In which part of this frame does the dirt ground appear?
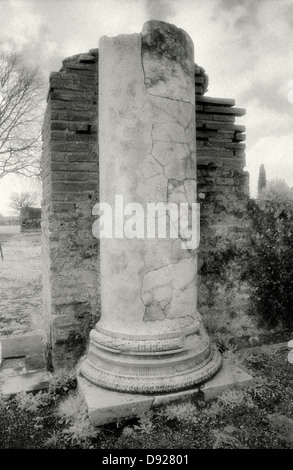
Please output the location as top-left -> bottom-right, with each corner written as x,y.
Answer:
0,226 -> 43,337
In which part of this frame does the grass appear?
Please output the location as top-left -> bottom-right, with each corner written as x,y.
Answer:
0,225 -> 20,239
0,226 -> 43,336
0,347 -> 293,449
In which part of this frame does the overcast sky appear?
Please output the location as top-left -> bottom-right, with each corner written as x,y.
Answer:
0,0 -> 293,214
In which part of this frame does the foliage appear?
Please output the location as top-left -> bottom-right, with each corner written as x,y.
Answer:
215,332 -> 237,353
247,380 -> 283,411
218,388 -> 255,411
205,389 -> 255,419
57,392 -> 85,423
242,198 -> 293,328
199,184 -> 293,332
243,353 -> 287,412
57,391 -> 99,447
133,411 -> 154,435
14,390 -> 51,413
0,394 -> 6,411
48,368 -> 77,397
258,179 -> 293,203
157,402 -> 199,425
198,208 -> 254,340
44,431 -> 61,448
0,50 -> 45,179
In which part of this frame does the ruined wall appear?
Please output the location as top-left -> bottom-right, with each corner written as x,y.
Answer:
42,50 -> 248,369
20,207 -> 41,232
41,51 -> 100,369
195,95 -> 252,341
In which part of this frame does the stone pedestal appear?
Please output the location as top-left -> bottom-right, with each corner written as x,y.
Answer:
78,361 -> 253,426
80,21 -> 221,394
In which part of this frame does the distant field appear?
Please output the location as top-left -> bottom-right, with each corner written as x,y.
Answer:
0,225 -> 20,240
0,229 -> 43,337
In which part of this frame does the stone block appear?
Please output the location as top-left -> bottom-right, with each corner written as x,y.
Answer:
78,375 -> 154,426
50,141 -> 90,152
51,130 -> 67,140
63,62 -> 96,72
212,115 -> 236,122
24,353 -> 46,372
216,177 -> 235,186
204,106 -> 246,116
197,96 -> 235,107
51,110 -> 95,121
0,371 -> 51,397
205,122 -> 246,132
200,361 -> 253,401
197,148 -> 234,158
78,361 -> 253,427
0,334 -> 43,359
234,132 -> 246,141
51,121 -> 67,130
51,91 -> 95,102
225,142 -> 246,149
197,156 -> 245,171
67,133 -> 96,141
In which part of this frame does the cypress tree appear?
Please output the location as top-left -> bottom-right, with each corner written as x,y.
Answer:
257,164 -> 266,195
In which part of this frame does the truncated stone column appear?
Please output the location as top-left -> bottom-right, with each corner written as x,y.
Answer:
80,21 -> 221,393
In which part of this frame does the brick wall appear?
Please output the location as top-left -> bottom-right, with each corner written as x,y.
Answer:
193,67 -> 251,341
41,50 -> 100,369
42,51 -> 249,369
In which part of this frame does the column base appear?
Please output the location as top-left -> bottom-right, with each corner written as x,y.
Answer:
78,360 -> 253,427
79,323 -> 222,394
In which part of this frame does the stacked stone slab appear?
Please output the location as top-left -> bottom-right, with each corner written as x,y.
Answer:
20,207 -> 41,232
196,97 -> 246,169
42,51 -> 100,368
195,96 -> 249,255
42,31 -> 248,370
195,65 -> 209,96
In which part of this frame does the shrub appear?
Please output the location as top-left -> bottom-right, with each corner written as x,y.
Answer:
217,389 -> 254,411
199,195 -> 293,332
157,402 -> 199,425
57,391 -> 99,447
204,388 -> 255,419
243,199 -> 293,328
14,391 -> 51,413
246,380 -> 283,411
133,411 -> 154,435
49,368 -> 77,397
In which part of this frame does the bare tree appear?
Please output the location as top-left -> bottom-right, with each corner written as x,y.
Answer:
0,50 -> 45,179
9,191 -> 38,214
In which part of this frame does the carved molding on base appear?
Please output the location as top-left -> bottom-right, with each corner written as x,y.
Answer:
80,325 -> 222,393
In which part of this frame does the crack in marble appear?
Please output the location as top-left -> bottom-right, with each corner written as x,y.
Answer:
140,35 -> 193,105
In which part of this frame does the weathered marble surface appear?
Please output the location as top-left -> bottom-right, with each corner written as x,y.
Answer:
80,21 -> 221,393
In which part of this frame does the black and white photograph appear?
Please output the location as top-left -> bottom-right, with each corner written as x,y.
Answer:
0,0 -> 293,454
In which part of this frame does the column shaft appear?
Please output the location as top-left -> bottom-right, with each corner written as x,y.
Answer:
80,21 -> 221,393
